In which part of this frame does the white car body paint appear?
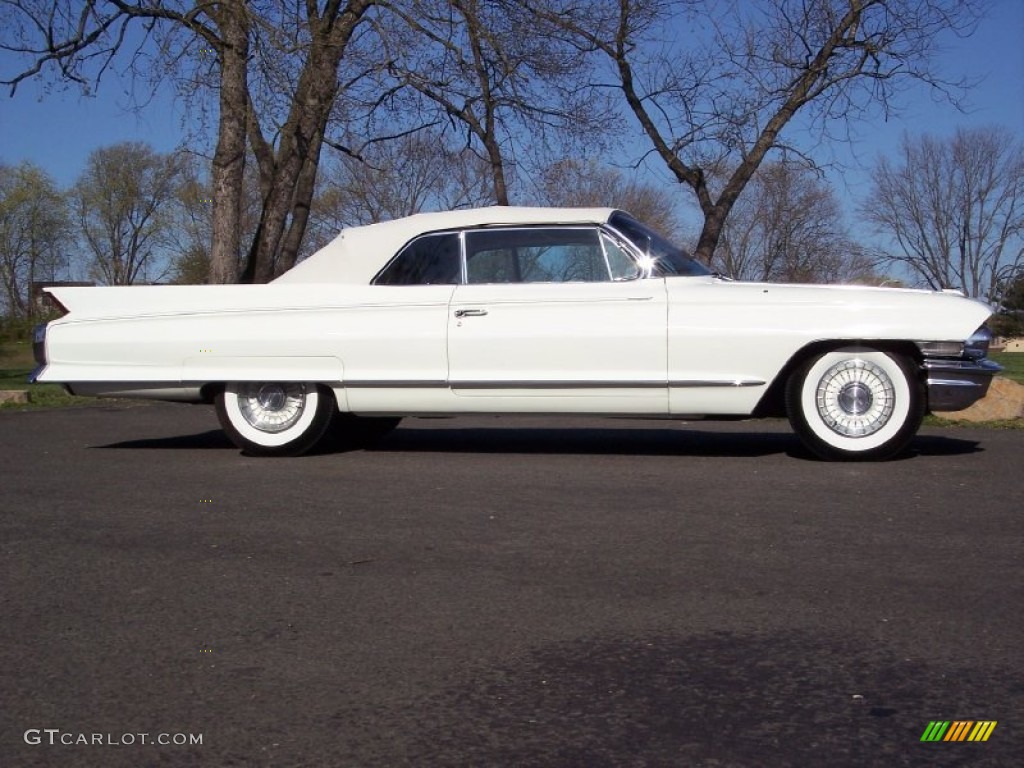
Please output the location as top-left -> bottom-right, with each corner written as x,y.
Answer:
31,207 -> 997,459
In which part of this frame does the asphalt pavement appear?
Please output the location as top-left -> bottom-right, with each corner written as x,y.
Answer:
1,402 -> 1021,767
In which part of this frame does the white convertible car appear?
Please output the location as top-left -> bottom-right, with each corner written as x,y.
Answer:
31,206 -> 1000,460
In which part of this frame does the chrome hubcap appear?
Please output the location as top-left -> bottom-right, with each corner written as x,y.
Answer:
837,382 -> 873,415
815,360 -> 895,437
237,383 -> 307,433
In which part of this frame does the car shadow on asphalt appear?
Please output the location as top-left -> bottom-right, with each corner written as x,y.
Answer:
96,426 -> 982,460
906,433 -> 984,458
370,426 -> 982,460
100,429 -> 236,450
374,426 -> 797,458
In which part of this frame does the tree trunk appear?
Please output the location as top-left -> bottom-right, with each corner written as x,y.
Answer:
208,2 -> 249,284
240,2 -> 372,283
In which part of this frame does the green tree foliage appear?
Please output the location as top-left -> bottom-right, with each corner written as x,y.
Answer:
1,0 -> 376,283
1002,272 -> 1024,312
0,161 -> 72,318
72,142 -> 185,285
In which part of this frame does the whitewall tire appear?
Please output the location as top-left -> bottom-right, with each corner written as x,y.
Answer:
786,347 -> 924,461
215,382 -> 335,457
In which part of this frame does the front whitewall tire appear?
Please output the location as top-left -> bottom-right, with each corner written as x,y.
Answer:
786,347 -> 924,461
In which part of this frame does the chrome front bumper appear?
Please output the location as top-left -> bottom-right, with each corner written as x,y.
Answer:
923,358 -> 1002,412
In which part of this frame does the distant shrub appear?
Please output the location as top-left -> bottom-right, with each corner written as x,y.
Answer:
990,312 -> 1024,339
0,312 -> 63,343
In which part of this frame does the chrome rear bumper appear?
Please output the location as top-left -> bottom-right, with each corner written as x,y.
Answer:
923,358 -> 1002,412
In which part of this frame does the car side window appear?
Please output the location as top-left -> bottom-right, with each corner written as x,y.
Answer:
374,232 -> 461,285
601,233 -> 642,281
464,228 -> 609,284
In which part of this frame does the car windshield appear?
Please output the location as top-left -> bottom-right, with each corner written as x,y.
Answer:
608,211 -> 711,277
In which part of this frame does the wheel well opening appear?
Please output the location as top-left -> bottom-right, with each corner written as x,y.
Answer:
200,381 -> 339,407
199,382 -> 224,404
752,340 -> 922,418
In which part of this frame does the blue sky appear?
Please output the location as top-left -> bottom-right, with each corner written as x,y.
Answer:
1,0 -> 1022,212
818,0 -> 1024,202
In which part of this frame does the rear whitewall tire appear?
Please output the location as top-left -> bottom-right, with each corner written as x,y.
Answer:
786,347 -> 924,461
216,382 -> 335,457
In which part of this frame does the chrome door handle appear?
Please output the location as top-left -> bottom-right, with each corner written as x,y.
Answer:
454,309 -> 488,318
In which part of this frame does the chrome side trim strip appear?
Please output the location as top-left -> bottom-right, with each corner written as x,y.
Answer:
451,380 -> 665,389
344,380 -> 448,388
669,379 -> 765,388
343,378 -> 765,389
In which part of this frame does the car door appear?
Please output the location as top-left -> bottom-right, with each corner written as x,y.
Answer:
341,232 -> 459,412
447,226 -> 668,414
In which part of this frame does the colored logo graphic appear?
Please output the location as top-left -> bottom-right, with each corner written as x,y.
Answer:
920,721 -> 997,742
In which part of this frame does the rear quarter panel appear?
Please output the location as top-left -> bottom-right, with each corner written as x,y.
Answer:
38,285 -> 454,394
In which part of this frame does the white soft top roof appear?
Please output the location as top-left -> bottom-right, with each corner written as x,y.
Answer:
274,206 -> 617,284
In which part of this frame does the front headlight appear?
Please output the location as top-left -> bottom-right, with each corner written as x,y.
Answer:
915,340 -> 964,358
916,325 -> 993,361
964,325 -> 993,360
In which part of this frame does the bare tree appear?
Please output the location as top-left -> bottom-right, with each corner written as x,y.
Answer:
165,155 -> 214,286
716,161 -> 875,283
0,161 -> 72,318
866,126 -> 1024,299
526,0 -> 984,263
167,153 -> 263,284
535,158 -> 685,239
372,0 -> 609,205
1,0 -> 377,283
72,142 -> 184,285
309,128 -> 495,248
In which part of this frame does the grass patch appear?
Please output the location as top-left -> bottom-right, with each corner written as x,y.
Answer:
0,340 -> 89,408
0,377 -> 93,409
0,341 -> 37,389
8,388 -> 93,409
0,388 -> 93,409
0,367 -> 34,389
925,414 -> 1024,430
0,340 -> 33,367
990,352 -> 1024,385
